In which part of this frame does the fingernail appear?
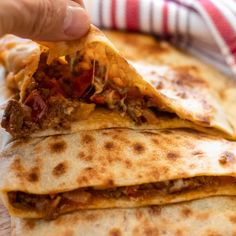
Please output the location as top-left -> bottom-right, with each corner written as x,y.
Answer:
63,2 -> 90,38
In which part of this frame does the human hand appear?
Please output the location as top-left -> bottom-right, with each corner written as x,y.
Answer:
0,0 -> 90,41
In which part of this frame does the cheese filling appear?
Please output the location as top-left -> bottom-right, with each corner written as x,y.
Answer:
8,176 -> 236,219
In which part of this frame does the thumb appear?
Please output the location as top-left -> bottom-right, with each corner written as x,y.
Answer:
0,0 -> 90,41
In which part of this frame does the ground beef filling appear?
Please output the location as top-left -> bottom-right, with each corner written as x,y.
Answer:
8,176 -> 236,218
1,54 -> 176,137
1,55 -> 95,136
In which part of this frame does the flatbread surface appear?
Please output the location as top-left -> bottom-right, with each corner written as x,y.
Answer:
11,196 -> 236,236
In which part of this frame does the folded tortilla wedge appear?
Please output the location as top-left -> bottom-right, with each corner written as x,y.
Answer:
11,196 -> 236,236
0,26 -> 234,139
0,128 -> 236,219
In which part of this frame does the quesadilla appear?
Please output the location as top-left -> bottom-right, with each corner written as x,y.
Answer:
11,196 -> 236,236
0,128 -> 236,219
0,26 -> 234,139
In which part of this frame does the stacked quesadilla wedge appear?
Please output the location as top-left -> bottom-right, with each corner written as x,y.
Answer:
0,26 -> 234,139
0,129 -> 236,219
11,196 -> 236,236
0,27 -> 236,235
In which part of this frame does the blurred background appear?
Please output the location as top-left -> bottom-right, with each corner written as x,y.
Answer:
83,0 -> 236,78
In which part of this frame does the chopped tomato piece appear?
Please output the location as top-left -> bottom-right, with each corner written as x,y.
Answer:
72,69 -> 93,98
91,95 -> 106,104
24,90 -> 47,122
122,186 -> 140,197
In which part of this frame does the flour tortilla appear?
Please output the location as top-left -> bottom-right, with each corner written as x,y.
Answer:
11,196 -> 236,236
0,26 -> 234,139
0,128 -> 236,218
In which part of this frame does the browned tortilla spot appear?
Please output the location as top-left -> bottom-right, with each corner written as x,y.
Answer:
148,206 -> 162,216
49,140 -> 67,154
151,138 -> 159,145
132,142 -> 145,154
100,166 -> 106,173
77,151 -> 85,159
173,67 -> 206,87
175,229 -> 184,236
52,162 -> 67,177
181,207 -> 193,217
124,160 -> 132,168
149,170 -> 160,180
77,176 -> 88,185
219,151 -> 235,165
10,157 -> 25,179
229,215 -> 236,223
137,174 -> 143,178
104,179 -> 115,187
81,134 -> 94,144
84,167 -> 96,176
162,137 -> 172,144
219,90 -> 226,100
109,228 -> 122,236
166,152 -> 179,160
160,166 -> 169,174
63,229 -> 74,236
26,167 -> 39,182
84,155 -> 93,161
106,155 -> 119,164
104,141 -> 115,150
11,159 -> 40,182
156,81 -> 163,89
177,91 -> 188,99
10,158 -> 22,172
82,167 -> 100,181
78,151 -> 92,161
111,134 -> 119,140
143,226 -> 159,236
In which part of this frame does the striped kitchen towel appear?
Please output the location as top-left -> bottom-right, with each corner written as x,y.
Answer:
84,0 -> 236,78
